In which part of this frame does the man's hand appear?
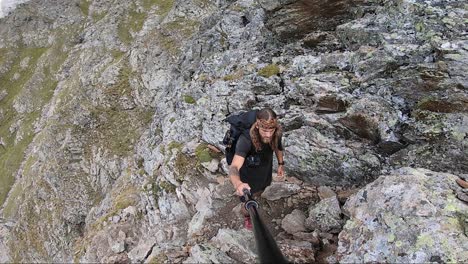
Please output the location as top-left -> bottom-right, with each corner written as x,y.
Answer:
235,182 -> 251,196
277,165 -> 285,180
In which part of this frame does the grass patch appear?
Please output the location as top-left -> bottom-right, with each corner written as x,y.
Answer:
118,4 -> 148,44
78,0 -> 90,16
111,49 -> 126,61
129,8 -> 147,32
0,47 -> 47,207
159,180 -> 176,193
80,61 -> 153,158
258,64 -> 280,78
92,11 -> 107,22
118,22 -> 133,44
10,194 -> 56,262
223,69 -> 244,81
113,185 -> 139,211
163,18 -> 200,38
154,17 -> 200,56
85,107 -> 153,157
167,141 -> 183,155
183,95 -> 196,104
158,33 -> 180,55
146,0 -> 175,17
174,152 -> 191,182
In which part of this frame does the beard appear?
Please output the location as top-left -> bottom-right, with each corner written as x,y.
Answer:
261,137 -> 271,144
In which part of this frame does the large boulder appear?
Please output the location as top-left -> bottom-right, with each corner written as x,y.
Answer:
184,244 -> 234,264
305,195 -> 343,233
281,209 -> 307,235
211,228 -> 257,262
337,168 -> 468,263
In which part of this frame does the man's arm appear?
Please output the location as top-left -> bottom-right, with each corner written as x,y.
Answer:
275,149 -> 285,178
229,155 -> 251,196
275,149 -> 284,164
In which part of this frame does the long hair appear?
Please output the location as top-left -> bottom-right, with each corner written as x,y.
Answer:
250,108 -> 282,152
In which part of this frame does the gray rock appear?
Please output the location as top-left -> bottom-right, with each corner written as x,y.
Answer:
337,168 -> 468,263
286,126 -> 381,186
306,195 -> 343,233
110,240 -> 125,254
292,231 -> 320,246
261,182 -> 301,201
128,242 -> 156,263
278,239 -> 315,263
184,244 -> 234,264
281,209 -> 307,235
0,224 -> 11,263
318,186 -> 336,200
211,228 -> 256,262
201,159 -> 219,173
0,90 -> 7,102
1,0 -> 468,262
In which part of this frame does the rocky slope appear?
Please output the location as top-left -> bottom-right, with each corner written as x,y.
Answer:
0,0 -> 467,262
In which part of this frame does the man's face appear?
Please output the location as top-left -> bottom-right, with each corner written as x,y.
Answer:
258,126 -> 276,144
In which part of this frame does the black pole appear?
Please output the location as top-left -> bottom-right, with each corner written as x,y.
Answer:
243,189 -> 288,264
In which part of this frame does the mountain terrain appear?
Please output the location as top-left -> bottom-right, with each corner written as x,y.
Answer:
0,0 -> 467,262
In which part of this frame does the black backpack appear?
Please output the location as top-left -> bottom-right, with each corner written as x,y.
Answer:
222,110 -> 258,165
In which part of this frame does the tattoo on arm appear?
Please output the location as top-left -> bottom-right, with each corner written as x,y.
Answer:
229,166 -> 240,177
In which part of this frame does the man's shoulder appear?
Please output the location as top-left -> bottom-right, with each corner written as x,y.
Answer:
238,134 -> 252,146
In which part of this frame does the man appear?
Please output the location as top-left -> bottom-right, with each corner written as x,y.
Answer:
228,107 -> 285,229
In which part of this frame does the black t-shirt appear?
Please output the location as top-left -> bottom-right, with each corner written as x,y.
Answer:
235,134 -> 283,193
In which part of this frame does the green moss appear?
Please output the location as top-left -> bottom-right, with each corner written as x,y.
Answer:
78,0 -> 90,16
168,141 -> 183,155
195,143 -> 213,163
444,200 -> 459,213
183,95 -> 196,104
415,233 -> 434,249
415,21 -> 425,32
159,145 -> 166,155
169,117 -> 175,123
129,8 -> 147,32
159,180 -> 176,193
118,22 -> 133,44
111,49 -> 125,61
258,64 -> 280,78
92,11 -> 107,22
